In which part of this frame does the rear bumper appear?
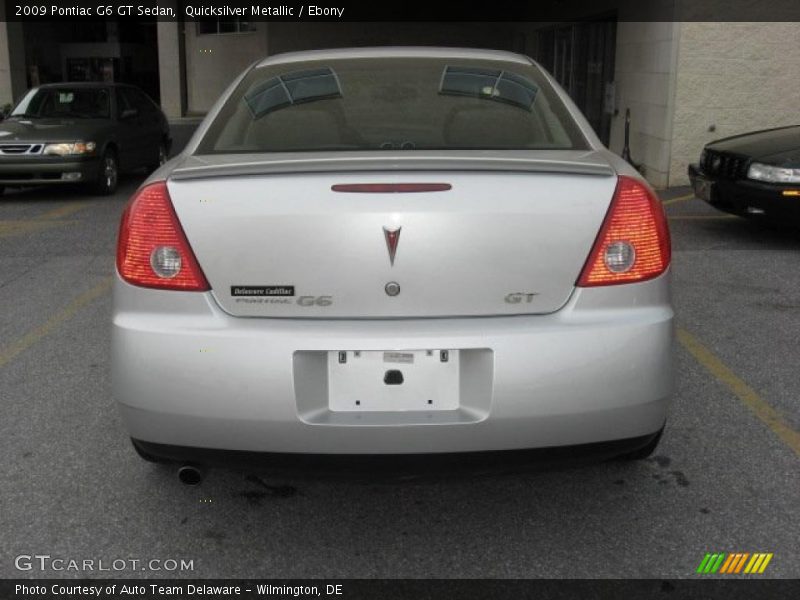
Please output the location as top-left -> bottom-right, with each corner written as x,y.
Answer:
688,163 -> 800,221
112,272 -> 674,455
133,432 -> 662,477
0,156 -> 100,185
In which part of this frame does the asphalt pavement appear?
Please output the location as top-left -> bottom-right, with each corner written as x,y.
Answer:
1,135 -> 798,578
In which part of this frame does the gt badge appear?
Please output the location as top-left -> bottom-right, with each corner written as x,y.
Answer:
505,292 -> 539,304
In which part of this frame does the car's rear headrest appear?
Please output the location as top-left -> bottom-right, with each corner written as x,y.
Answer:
244,105 -> 357,150
444,106 -> 542,148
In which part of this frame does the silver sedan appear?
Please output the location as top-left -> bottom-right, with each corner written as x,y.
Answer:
112,48 -> 673,480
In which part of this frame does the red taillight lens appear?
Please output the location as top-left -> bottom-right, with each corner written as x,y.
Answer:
116,181 -> 210,291
577,175 -> 671,287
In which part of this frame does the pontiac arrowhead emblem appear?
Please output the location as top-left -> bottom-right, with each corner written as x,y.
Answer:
383,226 -> 401,266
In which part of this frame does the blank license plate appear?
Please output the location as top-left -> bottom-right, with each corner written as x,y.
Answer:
328,350 -> 459,412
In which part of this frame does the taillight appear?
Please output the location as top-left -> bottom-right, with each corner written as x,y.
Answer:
577,175 -> 671,287
116,181 -> 210,291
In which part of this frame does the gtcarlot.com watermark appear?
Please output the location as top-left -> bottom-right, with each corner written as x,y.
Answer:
15,554 -> 194,573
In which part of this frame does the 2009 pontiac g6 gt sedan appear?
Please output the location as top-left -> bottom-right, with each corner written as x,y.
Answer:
112,48 -> 673,473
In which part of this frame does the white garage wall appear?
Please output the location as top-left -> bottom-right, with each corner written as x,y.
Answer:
669,22 -> 800,185
608,21 -> 681,189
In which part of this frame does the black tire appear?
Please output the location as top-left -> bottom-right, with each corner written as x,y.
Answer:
131,438 -> 171,464
91,149 -> 118,196
0,185 -> 4,196
147,141 -> 168,172
617,424 -> 664,461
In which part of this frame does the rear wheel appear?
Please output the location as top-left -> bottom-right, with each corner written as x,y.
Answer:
91,149 -> 118,195
617,424 -> 664,461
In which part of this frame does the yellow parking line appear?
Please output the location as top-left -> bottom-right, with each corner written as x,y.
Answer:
0,277 -> 113,369
37,201 -> 90,220
0,220 -> 66,238
663,193 -> 696,206
677,328 -> 800,458
0,201 -> 88,238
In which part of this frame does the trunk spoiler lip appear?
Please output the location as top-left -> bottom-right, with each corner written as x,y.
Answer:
167,152 -> 617,181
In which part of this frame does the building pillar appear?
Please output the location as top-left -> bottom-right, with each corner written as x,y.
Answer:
0,4 -> 27,109
156,5 -> 185,118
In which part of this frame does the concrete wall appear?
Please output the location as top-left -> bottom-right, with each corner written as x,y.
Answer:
608,22 -> 680,188
157,18 -> 184,118
669,22 -> 800,185
183,23 -> 268,114
0,10 -> 27,107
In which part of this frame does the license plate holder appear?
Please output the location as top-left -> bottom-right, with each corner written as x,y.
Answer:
328,350 -> 460,412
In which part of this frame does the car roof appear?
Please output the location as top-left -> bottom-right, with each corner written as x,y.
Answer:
255,46 -> 532,69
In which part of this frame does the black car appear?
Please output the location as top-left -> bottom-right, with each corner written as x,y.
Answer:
0,82 -> 170,196
688,125 -> 800,223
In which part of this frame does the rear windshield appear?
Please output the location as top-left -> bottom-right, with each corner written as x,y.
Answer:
11,87 -> 111,119
196,57 -> 588,154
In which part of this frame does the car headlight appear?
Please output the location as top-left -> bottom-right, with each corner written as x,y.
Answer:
747,162 -> 800,184
43,142 -> 97,156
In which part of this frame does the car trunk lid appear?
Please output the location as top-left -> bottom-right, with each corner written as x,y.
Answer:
166,151 -> 617,318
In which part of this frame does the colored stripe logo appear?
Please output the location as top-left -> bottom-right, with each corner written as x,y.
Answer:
696,552 -> 773,574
